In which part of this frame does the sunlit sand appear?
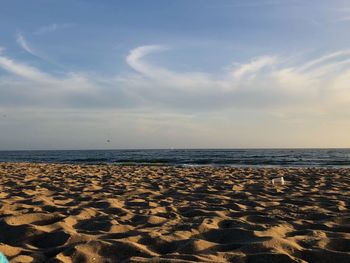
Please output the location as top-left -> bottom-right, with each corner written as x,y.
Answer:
1,163 -> 349,262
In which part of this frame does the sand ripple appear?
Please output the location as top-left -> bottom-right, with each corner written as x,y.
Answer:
0,163 -> 350,262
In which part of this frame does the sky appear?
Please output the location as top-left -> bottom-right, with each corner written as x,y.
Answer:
1,0 -> 350,150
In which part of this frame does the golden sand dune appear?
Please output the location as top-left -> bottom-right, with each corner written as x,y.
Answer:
0,163 -> 349,262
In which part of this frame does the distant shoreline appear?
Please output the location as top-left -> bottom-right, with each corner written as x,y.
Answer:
1,148 -> 350,168
1,161 -> 350,169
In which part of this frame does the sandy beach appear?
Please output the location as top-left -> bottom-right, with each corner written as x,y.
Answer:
0,163 -> 349,262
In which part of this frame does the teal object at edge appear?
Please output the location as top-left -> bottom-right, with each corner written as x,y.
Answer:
0,253 -> 8,263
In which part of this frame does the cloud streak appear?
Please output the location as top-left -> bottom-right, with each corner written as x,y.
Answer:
16,33 -> 35,55
15,32 -> 65,69
126,45 -> 168,76
0,55 -> 53,83
1,44 -> 350,115
231,56 -> 277,79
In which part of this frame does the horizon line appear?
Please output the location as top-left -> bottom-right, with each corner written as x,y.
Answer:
1,147 -> 350,152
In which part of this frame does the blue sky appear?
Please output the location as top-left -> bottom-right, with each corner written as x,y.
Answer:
1,0 -> 350,149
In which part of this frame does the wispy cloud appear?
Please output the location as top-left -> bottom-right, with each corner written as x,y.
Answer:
33,23 -> 75,35
0,55 -> 54,83
122,45 -> 350,110
0,48 -> 96,99
298,51 -> 350,71
126,45 -> 168,76
231,56 -> 277,79
15,32 -> 64,69
16,32 -> 35,55
1,43 -> 350,148
1,44 -> 350,114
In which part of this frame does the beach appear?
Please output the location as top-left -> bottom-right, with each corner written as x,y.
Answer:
0,163 -> 349,262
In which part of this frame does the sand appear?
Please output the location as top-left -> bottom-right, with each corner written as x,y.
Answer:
0,163 -> 349,262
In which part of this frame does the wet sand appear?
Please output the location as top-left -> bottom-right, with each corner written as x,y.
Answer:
0,163 -> 349,262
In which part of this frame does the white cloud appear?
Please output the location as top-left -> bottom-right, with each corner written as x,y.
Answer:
1,44 -> 350,115
15,32 -> 64,69
0,51 -> 96,97
16,33 -> 35,55
298,50 -> 350,71
0,55 -> 54,83
231,56 -> 277,79
126,45 -> 168,76
2,44 -> 350,148
125,45 -> 229,93
121,45 -> 350,111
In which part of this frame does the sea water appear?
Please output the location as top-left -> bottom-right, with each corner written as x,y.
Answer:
0,149 -> 349,167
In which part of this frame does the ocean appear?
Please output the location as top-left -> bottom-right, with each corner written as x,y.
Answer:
0,149 -> 349,167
